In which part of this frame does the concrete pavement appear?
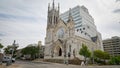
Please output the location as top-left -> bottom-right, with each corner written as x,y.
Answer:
6,60 -> 120,68
0,63 -> 6,68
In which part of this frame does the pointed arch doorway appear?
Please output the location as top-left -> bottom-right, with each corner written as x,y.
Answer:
59,48 -> 62,56
54,46 -> 62,56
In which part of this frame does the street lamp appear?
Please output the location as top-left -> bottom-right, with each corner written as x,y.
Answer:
10,40 -> 18,62
9,48 -> 14,62
92,47 -> 94,64
64,40 -> 67,64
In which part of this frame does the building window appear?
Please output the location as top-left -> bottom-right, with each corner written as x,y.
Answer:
77,29 -> 79,32
83,28 -> 85,30
80,29 -> 81,31
74,18 -> 82,22
75,25 -> 82,28
87,26 -> 90,29
81,31 -> 83,33
57,28 -> 64,39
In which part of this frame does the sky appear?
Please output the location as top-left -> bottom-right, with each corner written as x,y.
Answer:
0,0 -> 120,49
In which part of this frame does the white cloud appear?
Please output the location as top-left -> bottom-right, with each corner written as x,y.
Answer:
0,0 -> 120,49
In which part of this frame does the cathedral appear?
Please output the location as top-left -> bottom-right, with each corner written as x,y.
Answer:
44,1 -> 102,59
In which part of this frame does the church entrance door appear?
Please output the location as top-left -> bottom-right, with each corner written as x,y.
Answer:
54,46 -> 62,56
59,48 -> 62,56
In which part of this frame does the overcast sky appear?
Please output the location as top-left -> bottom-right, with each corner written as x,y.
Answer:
0,0 -> 120,49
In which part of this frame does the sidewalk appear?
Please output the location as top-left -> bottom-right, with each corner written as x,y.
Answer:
0,63 -> 6,68
7,64 -> 20,68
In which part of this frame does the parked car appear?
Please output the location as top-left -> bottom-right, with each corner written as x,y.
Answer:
2,56 -> 11,63
2,56 -> 16,63
12,58 -> 15,62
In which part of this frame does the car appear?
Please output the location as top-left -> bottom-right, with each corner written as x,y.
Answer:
2,56 -> 11,63
12,58 -> 15,62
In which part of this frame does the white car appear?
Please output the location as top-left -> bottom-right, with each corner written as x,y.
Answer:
12,58 -> 15,62
2,56 -> 11,63
2,56 -> 15,62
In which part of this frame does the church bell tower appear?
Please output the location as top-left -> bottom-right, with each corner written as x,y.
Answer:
47,0 -> 60,29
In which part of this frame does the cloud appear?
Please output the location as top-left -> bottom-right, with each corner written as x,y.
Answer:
0,0 -> 47,48
0,13 -> 38,22
0,0 -> 120,48
0,33 -> 6,36
113,9 -> 120,13
116,0 -> 120,2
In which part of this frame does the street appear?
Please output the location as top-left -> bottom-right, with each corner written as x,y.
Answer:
6,60 -> 120,68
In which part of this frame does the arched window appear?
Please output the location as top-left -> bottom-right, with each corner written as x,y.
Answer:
57,28 -> 64,39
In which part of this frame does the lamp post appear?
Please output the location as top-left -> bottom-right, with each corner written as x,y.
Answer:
11,40 -> 18,62
10,48 -> 14,63
92,47 -> 94,64
64,41 -> 66,64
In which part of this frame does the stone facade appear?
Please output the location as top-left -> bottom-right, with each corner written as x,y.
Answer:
44,1 -> 102,60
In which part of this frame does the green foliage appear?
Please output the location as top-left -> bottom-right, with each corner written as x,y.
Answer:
21,45 -> 39,59
4,45 -> 19,56
4,46 -> 12,54
94,50 -> 103,59
94,50 -> 110,60
0,43 -> 3,48
103,52 -> 110,59
93,50 -> 110,64
109,56 -> 120,65
79,44 -> 91,61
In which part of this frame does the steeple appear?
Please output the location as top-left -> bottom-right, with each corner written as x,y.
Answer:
58,3 -> 60,12
68,8 -> 73,22
58,3 -> 60,17
69,8 -> 72,18
48,3 -> 50,12
47,0 -> 60,29
52,0 -> 55,9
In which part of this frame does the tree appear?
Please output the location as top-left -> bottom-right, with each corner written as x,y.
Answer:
21,45 -> 39,60
79,44 -> 91,62
0,43 -> 3,48
94,50 -> 104,59
4,45 -> 19,57
0,43 -> 4,52
103,52 -> 110,60
109,56 -> 120,65
4,46 -> 11,54
94,50 -> 110,64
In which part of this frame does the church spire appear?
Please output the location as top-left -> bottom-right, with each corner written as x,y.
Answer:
68,8 -> 73,22
58,3 -> 59,11
58,3 -> 60,16
69,8 -> 72,17
52,0 -> 55,9
47,0 -> 60,29
48,3 -> 50,12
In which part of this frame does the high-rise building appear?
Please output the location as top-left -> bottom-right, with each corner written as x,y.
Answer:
103,36 -> 120,56
60,6 -> 103,49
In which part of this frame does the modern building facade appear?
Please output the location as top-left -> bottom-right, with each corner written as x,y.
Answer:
60,6 -> 103,49
103,36 -> 120,56
44,1 -> 103,60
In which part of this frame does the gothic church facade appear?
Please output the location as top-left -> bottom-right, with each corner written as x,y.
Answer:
44,1 -> 102,59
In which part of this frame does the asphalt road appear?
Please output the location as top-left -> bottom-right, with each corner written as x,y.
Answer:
7,60 -> 120,68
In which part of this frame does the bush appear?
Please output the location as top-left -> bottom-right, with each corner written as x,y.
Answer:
109,56 -> 120,65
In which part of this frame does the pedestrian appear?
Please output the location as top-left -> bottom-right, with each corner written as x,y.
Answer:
85,60 -> 88,65
81,61 -> 85,66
